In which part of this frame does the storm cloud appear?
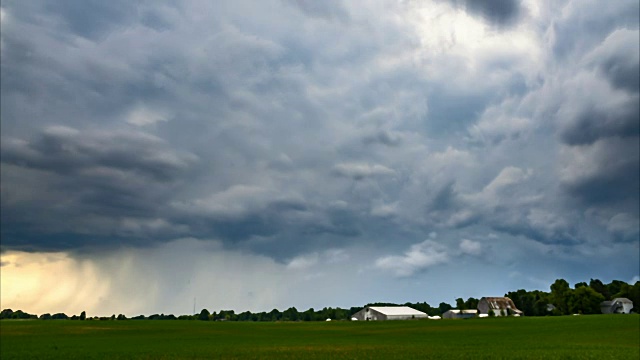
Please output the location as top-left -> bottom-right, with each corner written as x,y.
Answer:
1,0 -> 638,314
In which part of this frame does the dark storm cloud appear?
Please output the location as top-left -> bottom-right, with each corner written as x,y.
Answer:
2,1 -> 639,317
42,0 -> 138,40
559,99 -> 639,146
0,126 -> 197,249
5,0 -> 178,40
550,0 -> 639,59
558,29 -> 640,147
362,130 -> 402,147
543,3 -> 640,244
561,138 -> 639,207
0,0 -> 638,273
446,0 -> 522,26
1,127 -> 196,182
553,29 -> 639,211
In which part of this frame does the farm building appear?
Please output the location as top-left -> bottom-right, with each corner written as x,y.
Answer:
351,306 -> 428,321
477,297 -> 523,316
600,298 -> 634,314
442,309 -> 477,319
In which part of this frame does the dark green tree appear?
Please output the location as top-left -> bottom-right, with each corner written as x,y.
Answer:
438,302 -> 453,315
550,279 -> 572,315
282,307 -> 299,321
568,286 -> 605,314
198,309 -> 210,321
80,311 -> 86,320
589,279 -> 610,299
464,297 -> 479,310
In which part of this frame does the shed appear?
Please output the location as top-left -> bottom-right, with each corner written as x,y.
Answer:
601,298 -> 634,314
477,297 -> 523,316
443,309 -> 478,319
351,306 -> 428,321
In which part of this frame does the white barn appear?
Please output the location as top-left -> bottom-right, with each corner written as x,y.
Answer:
601,298 -> 634,314
443,309 -> 477,319
352,306 -> 428,321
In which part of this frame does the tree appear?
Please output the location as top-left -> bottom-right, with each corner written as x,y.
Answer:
606,280 -> 627,298
438,302 -> 453,315
198,309 -> 210,321
282,307 -> 299,321
568,286 -> 604,314
464,298 -> 479,311
589,279 -> 610,299
52,313 -> 69,320
268,309 -> 282,321
80,311 -> 86,320
550,279 -> 572,315
455,298 -> 466,310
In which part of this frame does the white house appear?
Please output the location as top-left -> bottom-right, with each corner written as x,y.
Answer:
443,309 -> 478,319
601,298 -> 634,314
477,297 -> 523,316
351,306 -> 428,321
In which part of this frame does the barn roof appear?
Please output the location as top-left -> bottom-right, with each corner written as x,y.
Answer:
613,298 -> 633,304
481,297 -> 521,311
368,306 -> 427,316
445,309 -> 478,314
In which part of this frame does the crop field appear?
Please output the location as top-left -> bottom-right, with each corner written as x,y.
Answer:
1,315 -> 638,359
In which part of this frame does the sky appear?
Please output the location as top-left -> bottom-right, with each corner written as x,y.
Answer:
1,0 -> 639,317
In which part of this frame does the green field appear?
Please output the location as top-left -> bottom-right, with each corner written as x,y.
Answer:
1,315 -> 638,359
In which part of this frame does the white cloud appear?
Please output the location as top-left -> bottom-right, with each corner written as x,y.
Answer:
370,202 -> 398,218
286,253 -> 319,270
332,163 -> 395,180
375,240 -> 449,277
459,239 -> 482,256
126,105 -> 169,126
286,248 -> 350,270
483,166 -> 533,194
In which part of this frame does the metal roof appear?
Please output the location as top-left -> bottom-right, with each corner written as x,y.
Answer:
368,306 -> 427,316
613,298 -> 633,304
446,309 -> 478,314
482,297 -> 518,310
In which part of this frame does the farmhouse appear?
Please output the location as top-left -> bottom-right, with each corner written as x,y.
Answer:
442,309 -> 477,319
600,298 -> 634,314
477,297 -> 523,316
351,306 -> 428,321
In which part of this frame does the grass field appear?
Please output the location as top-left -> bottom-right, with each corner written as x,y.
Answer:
1,315 -> 638,359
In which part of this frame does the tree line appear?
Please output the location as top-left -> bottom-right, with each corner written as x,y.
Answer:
2,278 -> 637,321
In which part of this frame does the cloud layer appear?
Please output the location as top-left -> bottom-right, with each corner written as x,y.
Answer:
1,0 -> 638,312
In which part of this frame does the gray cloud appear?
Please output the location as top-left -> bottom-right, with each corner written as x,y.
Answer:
284,0 -> 350,23
550,0 -> 639,59
445,0 -> 522,27
1,126 -> 197,248
0,0 -> 637,312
